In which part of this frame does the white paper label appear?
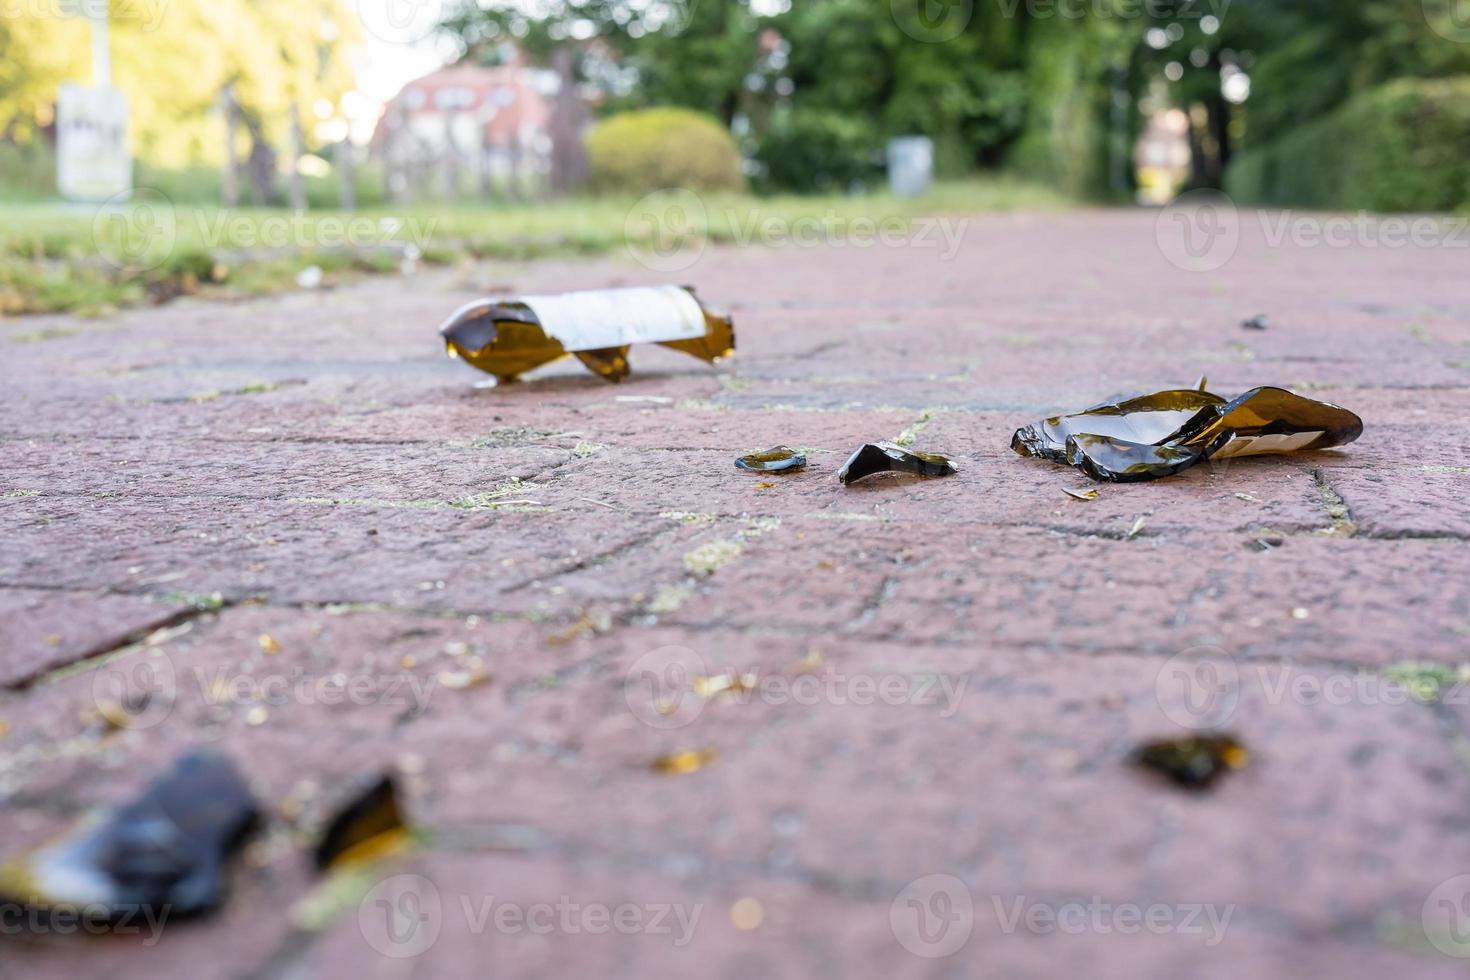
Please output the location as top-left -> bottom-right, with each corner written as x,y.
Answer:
1211,430 -> 1325,459
520,287 -> 705,351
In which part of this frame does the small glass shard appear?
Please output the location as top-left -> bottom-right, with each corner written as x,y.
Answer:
1062,488 -> 1099,501
1242,314 -> 1269,330
837,442 -> 958,486
440,286 -> 735,384
736,447 -> 806,472
1012,385 -> 1362,482
650,748 -> 717,775
1131,734 -> 1249,790
0,751 -> 258,920
314,775 -> 409,871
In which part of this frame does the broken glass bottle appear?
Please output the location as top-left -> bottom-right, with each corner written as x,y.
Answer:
440,285 -> 735,384
314,775 -> 408,871
0,751 -> 258,920
736,447 -> 806,472
1011,385 -> 1363,482
1131,734 -> 1249,790
838,442 -> 959,485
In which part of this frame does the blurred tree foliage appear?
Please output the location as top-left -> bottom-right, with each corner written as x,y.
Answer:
444,0 -> 1470,197
0,0 -> 359,169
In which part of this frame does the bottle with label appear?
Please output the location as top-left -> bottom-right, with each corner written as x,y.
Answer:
439,285 -> 735,383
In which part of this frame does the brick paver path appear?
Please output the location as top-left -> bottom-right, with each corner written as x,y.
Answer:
2,207 -> 1469,978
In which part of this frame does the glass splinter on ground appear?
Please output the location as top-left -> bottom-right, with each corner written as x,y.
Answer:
837,442 -> 959,485
439,285 -> 735,384
1011,384 -> 1363,483
1131,734 -> 1250,791
313,775 -> 410,871
0,751 -> 258,920
736,446 -> 807,472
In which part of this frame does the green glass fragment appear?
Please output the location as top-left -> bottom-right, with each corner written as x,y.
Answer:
1012,385 -> 1363,483
736,447 -> 807,472
838,442 -> 958,486
1131,734 -> 1249,790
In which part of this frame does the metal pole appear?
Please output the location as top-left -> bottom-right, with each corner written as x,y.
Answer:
90,5 -> 111,88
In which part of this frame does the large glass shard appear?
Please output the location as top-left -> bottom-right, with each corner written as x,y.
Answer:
313,775 -> 408,871
1012,385 -> 1362,482
736,446 -> 806,472
838,442 -> 959,485
0,751 -> 258,920
1131,734 -> 1249,790
441,286 -> 735,384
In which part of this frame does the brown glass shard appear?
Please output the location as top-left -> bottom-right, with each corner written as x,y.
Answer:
441,285 -> 734,384
314,775 -> 408,871
1131,734 -> 1249,790
1012,385 -> 1362,483
0,751 -> 258,921
838,442 -> 958,485
736,446 -> 807,472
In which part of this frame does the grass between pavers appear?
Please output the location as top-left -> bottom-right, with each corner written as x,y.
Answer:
0,176 -> 1068,317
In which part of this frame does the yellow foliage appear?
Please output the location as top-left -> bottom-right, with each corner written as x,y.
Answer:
0,0 -> 362,167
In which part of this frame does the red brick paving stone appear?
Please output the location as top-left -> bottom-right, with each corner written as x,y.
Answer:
0,588 -> 190,688
2,210 -> 1469,977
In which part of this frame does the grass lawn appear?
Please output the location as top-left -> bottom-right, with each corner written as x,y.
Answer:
0,177 -> 1069,317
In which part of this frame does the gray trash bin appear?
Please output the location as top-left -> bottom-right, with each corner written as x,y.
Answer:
887,136 -> 934,199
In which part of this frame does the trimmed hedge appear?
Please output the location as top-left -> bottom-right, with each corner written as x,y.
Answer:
1226,78 -> 1470,212
586,108 -> 745,194
754,110 -> 882,194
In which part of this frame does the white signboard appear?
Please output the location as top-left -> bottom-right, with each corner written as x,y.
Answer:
57,84 -> 132,202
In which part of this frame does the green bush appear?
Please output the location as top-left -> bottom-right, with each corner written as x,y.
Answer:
586,108 -> 745,194
1226,77 -> 1470,212
753,110 -> 882,195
